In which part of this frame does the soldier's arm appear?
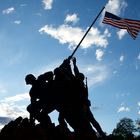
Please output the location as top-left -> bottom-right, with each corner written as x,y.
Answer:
72,57 -> 80,76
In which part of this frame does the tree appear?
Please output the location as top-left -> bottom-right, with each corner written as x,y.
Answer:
136,119 -> 140,135
112,117 -> 135,139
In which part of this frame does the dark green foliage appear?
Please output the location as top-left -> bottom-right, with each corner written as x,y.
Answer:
112,117 -> 135,139
136,119 -> 140,134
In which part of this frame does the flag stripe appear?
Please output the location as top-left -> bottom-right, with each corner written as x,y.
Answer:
102,11 -> 140,39
124,19 -> 140,26
103,18 -> 139,34
102,19 -> 138,38
103,17 -> 140,32
103,19 -> 138,39
123,19 -> 140,29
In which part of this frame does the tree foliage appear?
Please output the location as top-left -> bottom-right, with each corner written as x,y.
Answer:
112,117 -> 136,139
136,119 -> 140,134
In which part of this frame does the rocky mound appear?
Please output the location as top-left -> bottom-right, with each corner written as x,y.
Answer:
0,116 -> 74,140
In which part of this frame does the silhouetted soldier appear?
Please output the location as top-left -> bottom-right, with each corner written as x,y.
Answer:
25,73 -> 53,128
59,56 -> 74,79
72,57 -> 106,139
53,58 -> 74,128
53,57 -> 76,110
36,71 -> 56,130
37,71 -> 55,111
25,74 -> 40,124
53,57 -> 97,140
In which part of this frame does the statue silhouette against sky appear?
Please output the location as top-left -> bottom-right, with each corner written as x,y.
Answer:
25,57 -> 105,139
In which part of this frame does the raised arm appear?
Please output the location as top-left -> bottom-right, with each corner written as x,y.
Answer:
72,57 -> 80,76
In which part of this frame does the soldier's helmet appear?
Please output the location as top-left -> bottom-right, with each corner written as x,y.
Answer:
25,74 -> 36,85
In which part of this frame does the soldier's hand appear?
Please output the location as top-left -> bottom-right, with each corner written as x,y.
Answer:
72,57 -> 76,64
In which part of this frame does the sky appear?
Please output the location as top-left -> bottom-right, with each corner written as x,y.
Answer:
0,0 -> 140,134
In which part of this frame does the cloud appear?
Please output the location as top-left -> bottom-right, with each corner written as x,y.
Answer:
105,0 -> 127,15
2,93 -> 29,102
120,55 -> 124,62
38,60 -> 109,87
137,53 -> 140,60
138,102 -> 140,107
14,20 -> 21,25
0,117 -> 12,125
117,29 -> 127,40
0,93 -> 29,119
80,64 -> 109,87
39,24 -> 110,49
42,0 -> 53,10
2,7 -> 15,14
117,105 -> 130,112
101,0 -> 128,39
0,117 -> 12,130
104,28 -> 111,37
95,49 -> 104,61
138,111 -> 140,115
65,13 -> 79,24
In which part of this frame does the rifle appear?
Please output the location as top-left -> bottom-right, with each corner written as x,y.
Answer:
85,77 -> 88,94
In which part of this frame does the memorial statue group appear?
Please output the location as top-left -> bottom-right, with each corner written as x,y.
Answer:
25,57 -> 106,140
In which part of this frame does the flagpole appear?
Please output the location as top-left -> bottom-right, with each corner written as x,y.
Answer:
69,6 -> 105,59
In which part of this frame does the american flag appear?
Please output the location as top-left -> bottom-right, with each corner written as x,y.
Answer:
102,11 -> 140,39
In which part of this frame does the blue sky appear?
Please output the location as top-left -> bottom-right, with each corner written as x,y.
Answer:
0,0 -> 140,134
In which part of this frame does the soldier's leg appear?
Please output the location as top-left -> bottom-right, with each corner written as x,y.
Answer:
58,112 -> 68,128
87,107 -> 106,138
26,104 -> 35,125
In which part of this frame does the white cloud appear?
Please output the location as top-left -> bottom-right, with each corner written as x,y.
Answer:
138,102 -> 140,107
105,0 -> 127,15
117,29 -> 127,40
65,13 -> 79,24
0,93 -> 29,119
2,93 -> 29,102
42,0 -> 53,10
80,64 -> 109,87
38,61 -> 109,88
101,0 -> 128,32
39,24 -> 110,49
2,7 -> 15,14
137,53 -> 140,60
14,20 -> 21,24
104,28 -> 111,37
120,55 -> 124,62
95,49 -> 104,61
117,105 -> 130,112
